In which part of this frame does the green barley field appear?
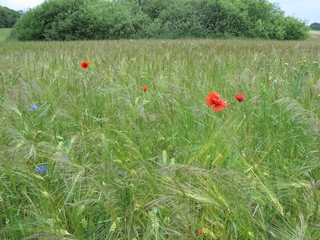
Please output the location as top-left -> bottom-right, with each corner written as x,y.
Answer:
0,29 -> 320,239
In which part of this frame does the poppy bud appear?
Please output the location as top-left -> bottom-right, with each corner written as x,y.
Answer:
235,93 -> 245,101
141,86 -> 148,92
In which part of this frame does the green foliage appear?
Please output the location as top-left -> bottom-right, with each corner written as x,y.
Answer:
0,6 -> 21,28
10,0 -> 134,41
310,22 -> 320,30
282,16 -> 310,40
10,0 -> 310,40
195,0 -> 249,37
156,0 -> 205,38
127,0 -> 309,40
140,0 -> 173,20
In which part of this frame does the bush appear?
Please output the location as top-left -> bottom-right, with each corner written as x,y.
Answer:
194,0 -> 249,37
10,0 -> 134,41
282,16 -> 309,40
10,0 -> 310,41
157,1 -> 205,38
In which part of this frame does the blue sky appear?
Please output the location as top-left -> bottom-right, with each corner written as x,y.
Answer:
274,0 -> 319,23
1,0 -> 319,24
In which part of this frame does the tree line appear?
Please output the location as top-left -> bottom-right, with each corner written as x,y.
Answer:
0,6 -> 22,28
9,0 -> 310,41
310,22 -> 320,31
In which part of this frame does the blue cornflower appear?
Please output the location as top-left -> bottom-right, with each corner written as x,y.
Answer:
35,165 -> 47,173
63,157 -> 69,161
30,105 -> 38,110
119,171 -> 126,176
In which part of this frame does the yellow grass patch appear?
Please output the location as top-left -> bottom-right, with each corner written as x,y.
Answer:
309,30 -> 320,38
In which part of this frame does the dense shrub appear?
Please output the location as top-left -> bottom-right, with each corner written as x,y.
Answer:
282,16 -> 310,40
194,0 -> 249,37
10,0 -> 310,41
10,0 -> 134,41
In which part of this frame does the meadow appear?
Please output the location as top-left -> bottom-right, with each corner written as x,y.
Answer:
0,29 -> 12,42
310,30 -> 320,39
0,29 -> 320,239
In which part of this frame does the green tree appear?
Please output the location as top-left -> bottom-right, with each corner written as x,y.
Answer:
10,0 -> 310,41
0,6 -> 22,28
194,0 -> 249,37
310,22 -> 320,30
10,0 -> 134,41
140,0 -> 173,20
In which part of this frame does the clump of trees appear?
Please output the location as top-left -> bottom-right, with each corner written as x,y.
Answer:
0,6 -> 22,28
10,0 -> 310,41
310,22 -> 320,30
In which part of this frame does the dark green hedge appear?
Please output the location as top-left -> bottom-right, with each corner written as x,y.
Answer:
10,0 -> 310,41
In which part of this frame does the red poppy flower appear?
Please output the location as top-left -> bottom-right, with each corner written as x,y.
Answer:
235,93 -> 244,102
205,91 -> 227,112
198,229 -> 204,235
80,61 -> 90,69
141,86 -> 148,92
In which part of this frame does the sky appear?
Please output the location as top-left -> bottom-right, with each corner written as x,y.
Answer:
0,0 -> 319,24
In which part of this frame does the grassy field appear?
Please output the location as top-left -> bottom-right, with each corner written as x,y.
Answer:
310,30 -> 320,38
0,28 -> 11,41
0,29 -> 320,239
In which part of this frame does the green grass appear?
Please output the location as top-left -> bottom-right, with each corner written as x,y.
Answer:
310,30 -> 320,38
0,28 -> 11,41
0,37 -> 319,239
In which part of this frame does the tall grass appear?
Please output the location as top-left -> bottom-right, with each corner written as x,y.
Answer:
0,35 -> 319,239
0,28 -> 12,41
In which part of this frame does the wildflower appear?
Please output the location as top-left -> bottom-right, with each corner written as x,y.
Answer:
119,171 -> 126,176
80,61 -> 90,69
30,105 -> 38,110
198,228 -> 204,235
235,93 -> 245,102
63,157 -> 69,161
141,86 -> 148,92
205,91 -> 227,112
35,165 -> 47,173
